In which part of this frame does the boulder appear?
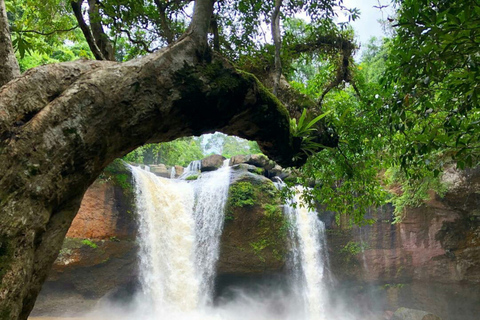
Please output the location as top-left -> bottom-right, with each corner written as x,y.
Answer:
174,165 -> 184,177
218,174 -> 287,275
392,308 -> 441,320
150,164 -> 169,178
246,154 -> 276,170
231,163 -> 264,175
201,154 -> 226,171
230,154 -> 248,166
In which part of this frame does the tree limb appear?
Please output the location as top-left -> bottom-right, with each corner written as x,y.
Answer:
154,0 -> 175,44
71,0 -> 106,60
87,0 -> 115,61
13,26 -> 79,36
210,14 -> 220,51
271,0 -> 282,96
0,0 -> 20,87
120,28 -> 154,53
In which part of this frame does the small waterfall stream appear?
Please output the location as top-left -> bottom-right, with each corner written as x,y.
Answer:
193,159 -> 231,304
278,183 -> 331,320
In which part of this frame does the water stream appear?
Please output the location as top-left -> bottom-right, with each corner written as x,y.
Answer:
277,182 -> 331,320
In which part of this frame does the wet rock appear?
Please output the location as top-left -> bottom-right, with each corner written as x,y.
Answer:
230,154 -> 248,166
174,165 -> 184,177
231,163 -> 263,175
201,154 -> 226,172
392,307 -> 441,320
218,174 -> 286,275
246,154 -> 276,170
150,164 -> 169,178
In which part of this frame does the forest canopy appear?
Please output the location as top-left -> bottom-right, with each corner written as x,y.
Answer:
4,0 -> 480,222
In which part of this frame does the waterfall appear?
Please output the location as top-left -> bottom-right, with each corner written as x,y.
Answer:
276,180 -> 330,320
130,160 -> 231,314
181,160 -> 202,179
170,166 -> 176,179
130,166 -> 199,313
193,159 -> 231,304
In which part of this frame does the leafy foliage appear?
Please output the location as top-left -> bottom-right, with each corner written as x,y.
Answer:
123,137 -> 204,167
290,108 -> 332,159
228,181 -> 256,208
384,0 -> 480,177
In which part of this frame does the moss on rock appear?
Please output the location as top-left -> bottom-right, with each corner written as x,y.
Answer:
219,175 -> 288,274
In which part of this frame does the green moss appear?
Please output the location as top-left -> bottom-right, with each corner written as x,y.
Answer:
253,167 -> 264,175
249,239 -> 268,262
81,239 -> 98,249
186,174 -> 199,181
98,159 -> 136,218
61,237 -> 85,250
228,181 -> 256,209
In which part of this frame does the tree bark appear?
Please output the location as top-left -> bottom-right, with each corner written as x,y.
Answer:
0,0 -> 20,87
154,0 -> 175,44
87,0 -> 115,61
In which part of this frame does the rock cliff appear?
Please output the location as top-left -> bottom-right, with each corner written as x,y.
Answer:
325,167 -> 480,320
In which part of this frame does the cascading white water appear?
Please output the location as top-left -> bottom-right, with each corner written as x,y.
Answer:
193,159 -> 231,305
275,180 -> 330,320
129,160 -> 231,315
170,166 -> 176,179
130,165 -> 199,313
181,160 -> 202,179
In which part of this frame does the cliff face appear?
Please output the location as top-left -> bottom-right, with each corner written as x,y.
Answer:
325,167 -> 480,320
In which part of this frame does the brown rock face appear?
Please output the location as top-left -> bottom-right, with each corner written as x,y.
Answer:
66,181 -> 135,240
326,168 -> 480,320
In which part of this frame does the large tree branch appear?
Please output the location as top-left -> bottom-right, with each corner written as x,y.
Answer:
0,0 -> 20,87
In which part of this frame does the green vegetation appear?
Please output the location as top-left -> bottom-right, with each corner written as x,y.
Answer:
123,137 -> 204,167
227,181 -> 256,208
340,241 -> 368,256
226,178 -> 287,262
81,239 -> 98,249
185,175 -> 199,181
